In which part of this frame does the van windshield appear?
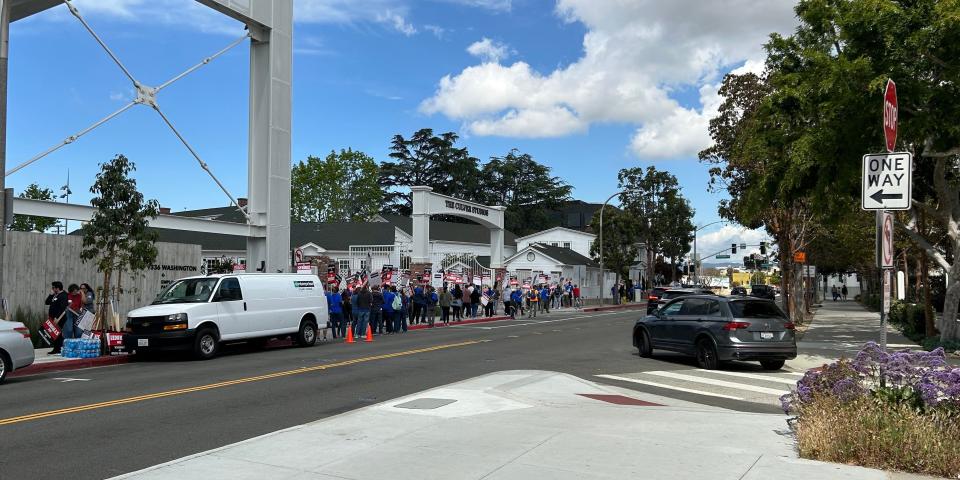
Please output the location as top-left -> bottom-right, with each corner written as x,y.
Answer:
153,278 -> 219,304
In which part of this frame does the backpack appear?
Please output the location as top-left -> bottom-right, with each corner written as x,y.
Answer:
392,294 -> 402,310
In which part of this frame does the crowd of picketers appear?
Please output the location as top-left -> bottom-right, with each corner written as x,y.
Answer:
322,282 -> 583,339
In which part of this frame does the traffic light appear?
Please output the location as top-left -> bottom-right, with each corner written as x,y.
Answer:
760,241 -> 767,255
731,243 -> 737,254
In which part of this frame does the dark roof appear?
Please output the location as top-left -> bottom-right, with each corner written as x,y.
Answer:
147,222 -> 397,252
545,200 -> 614,232
173,205 -> 247,223
380,214 -> 518,246
529,243 -> 599,268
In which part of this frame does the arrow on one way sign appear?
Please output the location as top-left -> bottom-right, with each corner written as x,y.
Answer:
869,190 -> 904,203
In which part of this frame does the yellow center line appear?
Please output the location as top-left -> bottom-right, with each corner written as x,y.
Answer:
0,340 -> 487,427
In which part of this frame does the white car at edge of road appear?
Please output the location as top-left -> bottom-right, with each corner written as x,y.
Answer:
0,319 -> 36,383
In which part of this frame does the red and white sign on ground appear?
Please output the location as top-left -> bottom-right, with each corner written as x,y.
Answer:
883,79 -> 898,152
882,212 -> 894,268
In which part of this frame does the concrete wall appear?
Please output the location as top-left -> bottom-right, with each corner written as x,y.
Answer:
3,231 -> 201,322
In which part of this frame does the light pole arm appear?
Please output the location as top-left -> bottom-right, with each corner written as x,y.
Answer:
598,191 -> 626,305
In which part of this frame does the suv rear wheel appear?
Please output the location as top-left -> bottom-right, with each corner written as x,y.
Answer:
695,338 -> 719,370
760,360 -> 785,371
637,330 -> 652,358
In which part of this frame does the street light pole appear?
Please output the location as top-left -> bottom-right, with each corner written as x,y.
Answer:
692,220 -> 730,285
599,190 -> 626,306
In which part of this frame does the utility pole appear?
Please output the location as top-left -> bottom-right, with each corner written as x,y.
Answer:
0,0 -> 10,318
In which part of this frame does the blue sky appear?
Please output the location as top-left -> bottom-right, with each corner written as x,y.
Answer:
6,0 -> 798,259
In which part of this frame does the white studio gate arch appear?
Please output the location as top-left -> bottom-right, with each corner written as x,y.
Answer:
409,186 -> 506,285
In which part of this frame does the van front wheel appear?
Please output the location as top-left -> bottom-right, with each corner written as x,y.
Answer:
296,320 -> 318,347
193,328 -> 219,360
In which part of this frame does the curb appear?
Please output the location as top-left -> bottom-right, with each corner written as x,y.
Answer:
582,303 -> 648,313
11,354 -> 131,378
13,315 -> 518,375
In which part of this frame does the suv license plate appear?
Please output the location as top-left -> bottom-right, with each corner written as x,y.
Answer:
138,338 -> 149,347
760,332 -> 774,340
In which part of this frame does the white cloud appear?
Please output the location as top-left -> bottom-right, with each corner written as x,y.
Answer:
421,0 -> 797,157
424,24 -> 447,38
440,0 -> 512,12
466,37 -> 512,63
376,10 -> 417,36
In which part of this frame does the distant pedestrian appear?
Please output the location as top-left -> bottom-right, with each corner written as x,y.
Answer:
470,286 -> 481,318
831,285 -> 838,301
80,283 -> 96,314
527,288 -> 539,318
462,285 -> 473,319
382,286 -> 396,334
45,281 -> 69,355
426,286 -> 438,327
452,285 -> 463,321
510,288 -> 523,318
396,287 -> 409,333
573,284 -> 582,308
65,284 -> 83,338
342,287 -> 353,324
841,285 -> 848,301
370,286 -> 385,334
354,286 -> 371,337
329,288 -> 344,339
412,285 -> 425,325
439,287 -> 452,325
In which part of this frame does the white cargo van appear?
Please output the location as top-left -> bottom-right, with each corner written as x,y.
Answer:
123,274 -> 328,359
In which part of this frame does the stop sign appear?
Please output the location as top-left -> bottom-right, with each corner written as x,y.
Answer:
883,79 -> 898,152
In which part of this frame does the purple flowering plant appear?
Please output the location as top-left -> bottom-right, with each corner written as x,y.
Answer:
781,342 -> 960,414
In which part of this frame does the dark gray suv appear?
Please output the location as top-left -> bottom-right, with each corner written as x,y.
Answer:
632,295 -> 797,370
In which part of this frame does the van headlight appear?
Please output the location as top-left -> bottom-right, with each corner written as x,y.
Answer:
166,313 -> 188,323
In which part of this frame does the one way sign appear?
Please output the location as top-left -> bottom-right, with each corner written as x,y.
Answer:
862,152 -> 912,210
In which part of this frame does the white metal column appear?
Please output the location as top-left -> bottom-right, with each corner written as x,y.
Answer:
245,0 -> 292,273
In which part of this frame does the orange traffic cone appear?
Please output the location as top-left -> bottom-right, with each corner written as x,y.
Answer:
364,323 -> 374,343
345,324 -> 355,344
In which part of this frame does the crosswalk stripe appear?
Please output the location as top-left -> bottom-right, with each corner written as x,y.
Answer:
595,374 -> 744,401
695,369 -> 799,385
644,371 -> 789,396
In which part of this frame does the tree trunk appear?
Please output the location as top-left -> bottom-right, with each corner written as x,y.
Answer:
98,269 -> 112,332
920,248 -> 936,337
940,261 -> 960,342
790,263 -> 805,324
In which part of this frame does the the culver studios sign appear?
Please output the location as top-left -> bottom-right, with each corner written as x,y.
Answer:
444,199 -> 489,217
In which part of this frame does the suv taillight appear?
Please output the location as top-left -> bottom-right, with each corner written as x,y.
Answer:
14,327 -> 30,339
722,321 -> 751,331
648,295 -> 658,301
784,322 -> 796,330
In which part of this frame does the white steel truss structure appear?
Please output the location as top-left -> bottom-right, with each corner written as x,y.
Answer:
0,0 -> 292,274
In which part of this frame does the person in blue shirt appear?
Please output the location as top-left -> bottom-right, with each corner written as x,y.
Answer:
329,287 -> 344,339
412,285 -> 425,325
540,285 -> 551,314
510,289 -> 523,318
382,286 -> 396,334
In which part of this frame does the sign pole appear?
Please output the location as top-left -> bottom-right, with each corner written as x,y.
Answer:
877,209 -> 887,351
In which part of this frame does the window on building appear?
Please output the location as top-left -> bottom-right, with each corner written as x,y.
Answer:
550,242 -> 560,247
359,259 -> 368,271
562,242 -> 572,249
338,259 -> 351,273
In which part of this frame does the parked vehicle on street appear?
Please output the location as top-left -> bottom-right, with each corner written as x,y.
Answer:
645,287 -> 670,314
730,286 -> 748,296
123,274 -> 327,360
632,295 -> 796,370
0,320 -> 35,383
750,284 -> 776,300
648,288 -> 715,314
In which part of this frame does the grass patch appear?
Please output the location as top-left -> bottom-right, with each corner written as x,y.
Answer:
794,396 -> 960,477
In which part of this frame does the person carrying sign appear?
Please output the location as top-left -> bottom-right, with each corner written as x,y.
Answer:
527,288 -> 539,318
45,281 -> 70,355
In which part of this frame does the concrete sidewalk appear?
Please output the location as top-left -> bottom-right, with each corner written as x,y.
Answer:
789,300 -> 921,371
112,370 -> 898,480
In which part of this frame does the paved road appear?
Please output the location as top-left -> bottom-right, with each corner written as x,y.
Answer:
0,308 -> 797,480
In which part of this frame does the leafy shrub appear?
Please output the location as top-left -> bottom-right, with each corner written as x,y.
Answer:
859,293 -> 880,311
921,336 -> 960,355
887,301 -> 925,337
782,342 -> 960,477
13,307 -> 46,348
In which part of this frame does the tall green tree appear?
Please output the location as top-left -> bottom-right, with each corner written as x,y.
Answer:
478,149 -> 573,235
378,129 -> 482,215
703,0 -> 960,339
9,183 -> 60,232
80,155 -> 159,334
292,149 -> 382,222
589,208 -> 640,289
617,166 -> 695,286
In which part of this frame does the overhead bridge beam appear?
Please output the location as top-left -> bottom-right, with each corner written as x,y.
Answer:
12,198 -> 265,238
